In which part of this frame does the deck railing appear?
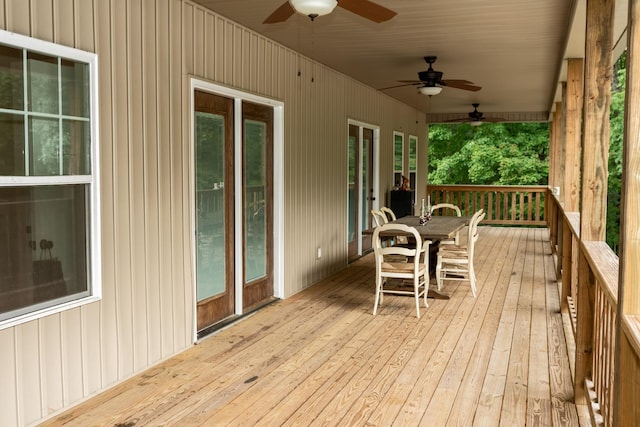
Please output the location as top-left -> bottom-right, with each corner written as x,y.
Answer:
547,194 -> 622,427
427,184 -> 546,226
425,185 -> 639,425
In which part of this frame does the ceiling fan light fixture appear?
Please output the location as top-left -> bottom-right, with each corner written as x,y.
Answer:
418,85 -> 442,96
470,120 -> 483,126
289,0 -> 338,18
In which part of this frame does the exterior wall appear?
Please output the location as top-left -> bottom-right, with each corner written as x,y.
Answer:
0,0 -> 427,425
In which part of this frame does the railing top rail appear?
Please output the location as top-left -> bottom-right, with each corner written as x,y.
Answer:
428,184 -> 548,192
565,212 -> 581,237
581,240 -> 619,308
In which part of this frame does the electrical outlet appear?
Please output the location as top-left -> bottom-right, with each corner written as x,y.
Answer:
316,247 -> 322,259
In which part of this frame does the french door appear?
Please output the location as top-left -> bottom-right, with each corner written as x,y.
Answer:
347,123 -> 376,261
194,90 -> 235,331
242,101 -> 274,311
194,91 -> 275,332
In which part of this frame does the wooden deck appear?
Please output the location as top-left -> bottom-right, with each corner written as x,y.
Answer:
43,227 -> 588,426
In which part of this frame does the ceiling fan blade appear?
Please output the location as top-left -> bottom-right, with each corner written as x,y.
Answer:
441,79 -> 482,92
483,117 -> 505,123
263,1 -> 295,24
338,0 -> 397,23
378,81 -> 422,90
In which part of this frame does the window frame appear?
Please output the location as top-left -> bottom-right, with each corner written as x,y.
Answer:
408,134 -> 418,191
393,131 -> 404,187
0,29 -> 101,329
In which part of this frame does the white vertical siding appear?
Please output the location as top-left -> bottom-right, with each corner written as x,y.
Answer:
0,0 -> 427,424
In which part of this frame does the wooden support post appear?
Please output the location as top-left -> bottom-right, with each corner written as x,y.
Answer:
553,102 -> 564,200
564,58 -> 584,212
548,110 -> 556,190
580,0 -> 613,242
615,0 -> 640,425
576,0 -> 614,406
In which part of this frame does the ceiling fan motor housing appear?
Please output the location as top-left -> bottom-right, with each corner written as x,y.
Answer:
418,70 -> 443,83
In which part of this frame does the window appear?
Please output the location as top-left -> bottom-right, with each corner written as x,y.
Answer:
409,135 -> 418,191
393,132 -> 404,187
0,30 -> 100,328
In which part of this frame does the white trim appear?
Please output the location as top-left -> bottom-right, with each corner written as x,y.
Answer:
0,30 -> 101,330
347,119 -> 380,258
0,29 -> 97,63
233,98 -> 243,315
189,78 -> 285,341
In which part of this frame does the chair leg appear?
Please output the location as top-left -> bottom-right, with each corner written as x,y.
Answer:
469,263 -> 477,298
373,276 -> 382,315
414,277 -> 420,318
435,255 -> 443,291
422,273 -> 429,309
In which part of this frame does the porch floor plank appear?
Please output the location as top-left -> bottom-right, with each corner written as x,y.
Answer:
42,227 -> 585,426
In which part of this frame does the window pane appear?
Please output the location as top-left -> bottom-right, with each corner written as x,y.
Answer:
195,111 -> 226,301
244,119 -> 267,282
394,134 -> 403,171
0,185 -> 88,321
0,113 -> 25,175
61,59 -> 89,118
409,136 -> 417,171
27,52 -> 58,115
62,119 -> 90,174
29,116 -> 60,175
0,44 -> 24,111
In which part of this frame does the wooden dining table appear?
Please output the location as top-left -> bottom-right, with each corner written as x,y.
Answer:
368,215 -> 470,300
379,215 -> 469,241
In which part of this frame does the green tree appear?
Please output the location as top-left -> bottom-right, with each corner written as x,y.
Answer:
607,51 -> 626,253
428,122 -> 549,185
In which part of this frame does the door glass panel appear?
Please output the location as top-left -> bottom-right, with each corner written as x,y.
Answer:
347,127 -> 357,242
195,111 -> 225,301
244,119 -> 267,282
361,130 -> 371,230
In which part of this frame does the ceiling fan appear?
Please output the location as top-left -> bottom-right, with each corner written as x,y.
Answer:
381,56 -> 481,94
446,103 -> 504,126
263,0 -> 397,24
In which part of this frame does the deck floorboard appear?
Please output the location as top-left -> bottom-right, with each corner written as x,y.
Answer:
42,227 -> 584,426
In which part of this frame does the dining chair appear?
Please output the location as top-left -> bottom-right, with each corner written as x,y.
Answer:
380,206 -> 397,221
430,203 -> 462,245
380,206 -> 409,245
371,209 -> 388,227
435,209 -> 485,297
372,223 -> 432,318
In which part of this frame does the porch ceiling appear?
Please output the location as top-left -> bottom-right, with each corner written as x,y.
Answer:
191,0 -> 626,122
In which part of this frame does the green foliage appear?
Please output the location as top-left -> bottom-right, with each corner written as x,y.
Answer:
606,51 -> 626,254
428,122 -> 549,186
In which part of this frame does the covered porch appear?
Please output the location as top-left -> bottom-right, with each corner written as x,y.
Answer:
43,224 -> 585,426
